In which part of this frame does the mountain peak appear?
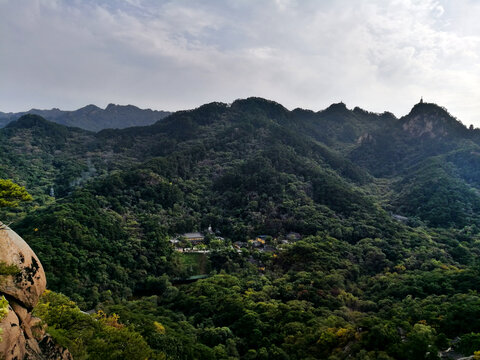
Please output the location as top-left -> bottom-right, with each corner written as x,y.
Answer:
227,97 -> 291,125
319,101 -> 352,117
322,102 -> 350,116
6,114 -> 52,129
327,102 -> 347,109
6,113 -> 85,135
231,97 -> 288,116
78,104 -> 101,113
408,101 -> 452,118
401,101 -> 466,138
105,103 -> 120,111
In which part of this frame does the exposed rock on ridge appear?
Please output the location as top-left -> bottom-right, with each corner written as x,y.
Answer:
0,223 -> 72,360
401,102 -> 467,138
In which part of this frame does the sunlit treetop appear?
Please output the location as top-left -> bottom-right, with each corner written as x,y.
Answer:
0,179 -> 32,208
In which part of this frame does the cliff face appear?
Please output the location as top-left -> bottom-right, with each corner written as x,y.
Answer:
0,223 -> 72,360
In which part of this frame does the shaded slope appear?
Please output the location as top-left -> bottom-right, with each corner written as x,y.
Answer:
394,159 -> 480,227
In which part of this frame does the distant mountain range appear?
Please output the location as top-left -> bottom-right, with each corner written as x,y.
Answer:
0,104 -> 171,132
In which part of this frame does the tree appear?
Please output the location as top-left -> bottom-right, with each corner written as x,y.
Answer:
402,323 -> 438,360
0,179 -> 32,208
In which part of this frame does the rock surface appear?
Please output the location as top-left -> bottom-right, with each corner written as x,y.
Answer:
0,224 -> 46,309
0,223 -> 72,360
0,305 -> 25,360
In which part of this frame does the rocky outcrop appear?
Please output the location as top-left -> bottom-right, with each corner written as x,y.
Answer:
401,101 -> 468,139
402,115 -> 445,138
0,304 -> 25,360
0,225 -> 46,309
0,223 -> 72,360
357,133 -> 374,144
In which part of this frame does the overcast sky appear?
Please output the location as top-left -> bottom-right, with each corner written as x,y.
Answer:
1,0 -> 480,125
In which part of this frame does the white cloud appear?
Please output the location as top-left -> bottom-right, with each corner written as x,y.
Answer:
1,0 -> 480,126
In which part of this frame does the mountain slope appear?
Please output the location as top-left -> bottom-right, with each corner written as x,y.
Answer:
5,98 -> 480,359
5,99 -> 480,230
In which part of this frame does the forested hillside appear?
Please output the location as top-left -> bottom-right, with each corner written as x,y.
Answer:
3,98 -> 480,359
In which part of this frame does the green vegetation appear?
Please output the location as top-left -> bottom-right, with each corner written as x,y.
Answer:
0,262 -> 21,276
33,291 -> 155,360
178,253 -> 210,276
0,296 -> 8,342
4,98 -> 480,358
0,179 -> 32,208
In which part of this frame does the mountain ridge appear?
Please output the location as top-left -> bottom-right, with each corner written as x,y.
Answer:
5,97 -> 480,232
0,104 -> 171,132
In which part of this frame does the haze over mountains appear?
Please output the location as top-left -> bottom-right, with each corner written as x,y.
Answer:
0,104 -> 171,132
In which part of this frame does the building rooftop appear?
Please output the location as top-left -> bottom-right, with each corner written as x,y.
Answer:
182,232 -> 204,238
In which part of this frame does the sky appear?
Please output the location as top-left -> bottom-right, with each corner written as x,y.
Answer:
1,0 -> 480,126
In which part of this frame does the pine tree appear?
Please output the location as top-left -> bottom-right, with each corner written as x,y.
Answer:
0,179 -> 32,208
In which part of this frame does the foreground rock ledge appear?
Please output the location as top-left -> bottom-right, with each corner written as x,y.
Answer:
0,223 -> 72,360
